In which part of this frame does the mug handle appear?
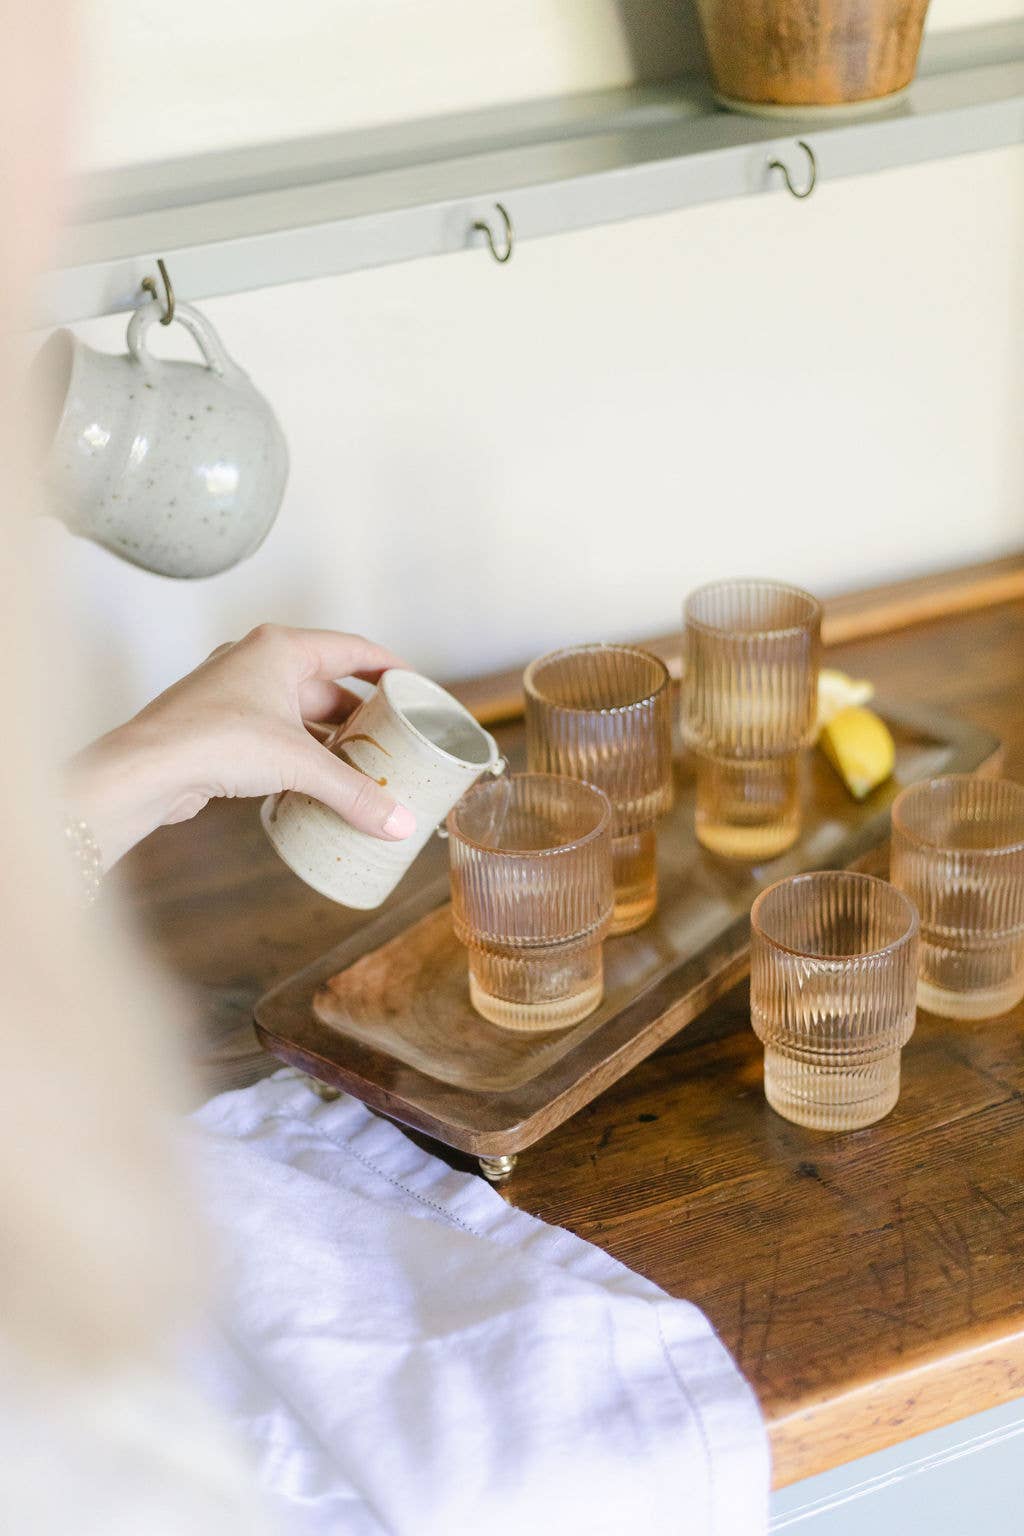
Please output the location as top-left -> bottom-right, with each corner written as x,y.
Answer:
126,299 -> 240,381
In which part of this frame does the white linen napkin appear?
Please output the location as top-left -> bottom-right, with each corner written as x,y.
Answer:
190,1070 -> 768,1536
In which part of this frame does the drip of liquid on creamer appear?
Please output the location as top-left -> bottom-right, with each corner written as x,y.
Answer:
342,733 -> 393,757
336,740 -> 389,786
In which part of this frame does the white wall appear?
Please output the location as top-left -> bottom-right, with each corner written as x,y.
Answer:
47,1 -> 1024,744
75,1 -> 703,168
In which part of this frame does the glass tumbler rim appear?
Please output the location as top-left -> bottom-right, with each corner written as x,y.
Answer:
523,643 -> 670,715
446,771 -> 612,858
684,577 -> 822,640
750,869 -> 919,964
890,774 -> 1024,858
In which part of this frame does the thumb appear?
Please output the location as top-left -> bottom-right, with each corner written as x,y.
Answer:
294,738 -> 417,841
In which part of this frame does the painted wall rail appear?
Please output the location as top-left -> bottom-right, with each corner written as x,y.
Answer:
39,21 -> 1024,325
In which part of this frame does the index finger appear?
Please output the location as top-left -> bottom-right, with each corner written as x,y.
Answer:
293,629 -> 410,685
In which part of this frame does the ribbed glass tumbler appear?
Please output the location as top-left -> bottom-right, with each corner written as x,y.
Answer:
682,579 -> 821,860
750,871 -> 919,1130
890,775 -> 1024,1020
523,644 -> 672,934
447,773 -> 614,1032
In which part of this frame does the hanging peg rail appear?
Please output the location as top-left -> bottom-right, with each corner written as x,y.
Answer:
36,21 -> 1024,324
140,257 -> 176,323
768,141 -> 818,200
472,203 -> 514,264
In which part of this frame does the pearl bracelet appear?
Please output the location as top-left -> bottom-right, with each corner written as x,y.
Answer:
63,815 -> 104,908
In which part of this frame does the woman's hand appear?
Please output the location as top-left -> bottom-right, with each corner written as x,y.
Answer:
68,625 -> 417,870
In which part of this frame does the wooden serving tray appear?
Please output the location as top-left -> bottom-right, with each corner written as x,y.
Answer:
255,700 -> 1000,1163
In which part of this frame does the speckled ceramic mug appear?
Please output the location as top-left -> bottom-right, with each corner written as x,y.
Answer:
36,300 -> 288,578
262,670 -> 504,909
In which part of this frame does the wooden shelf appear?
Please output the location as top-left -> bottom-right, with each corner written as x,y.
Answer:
40,21 -> 1024,326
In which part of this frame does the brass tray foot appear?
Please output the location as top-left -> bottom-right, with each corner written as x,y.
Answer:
479,1153 -> 517,1183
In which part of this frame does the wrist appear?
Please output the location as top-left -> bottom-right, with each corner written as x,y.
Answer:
67,720 -> 186,870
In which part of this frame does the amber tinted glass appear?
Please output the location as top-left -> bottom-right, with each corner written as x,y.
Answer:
750,871 -> 919,1130
524,644 -> 671,932
682,579 -> 822,757
447,773 -> 614,1031
891,775 -> 1024,1019
682,580 -> 821,859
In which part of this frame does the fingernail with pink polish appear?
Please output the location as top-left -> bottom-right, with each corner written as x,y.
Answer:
383,805 -> 417,840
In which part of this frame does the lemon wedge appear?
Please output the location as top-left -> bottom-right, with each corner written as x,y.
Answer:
820,705 -> 895,800
815,668 -> 875,739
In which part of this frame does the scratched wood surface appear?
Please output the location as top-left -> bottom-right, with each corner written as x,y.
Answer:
119,585 -> 1024,1488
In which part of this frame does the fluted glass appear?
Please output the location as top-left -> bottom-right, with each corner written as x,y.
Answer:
523,644 -> 672,934
750,871 -> 919,1130
447,773 -> 614,1032
683,579 -> 821,860
890,775 -> 1024,1019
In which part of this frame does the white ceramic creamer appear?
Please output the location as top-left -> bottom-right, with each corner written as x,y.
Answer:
37,300 -> 288,578
262,670 -> 504,909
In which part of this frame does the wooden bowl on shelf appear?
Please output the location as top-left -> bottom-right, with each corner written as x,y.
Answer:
694,0 -> 932,119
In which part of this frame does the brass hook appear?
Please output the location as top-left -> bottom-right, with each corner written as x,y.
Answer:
768,140 -> 817,200
141,257 -> 176,325
473,202 -> 514,264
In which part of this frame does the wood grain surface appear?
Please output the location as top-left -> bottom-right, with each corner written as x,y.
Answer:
119,573 -> 1024,1487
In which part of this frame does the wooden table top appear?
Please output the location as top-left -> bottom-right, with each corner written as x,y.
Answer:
120,591 -> 1024,1488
